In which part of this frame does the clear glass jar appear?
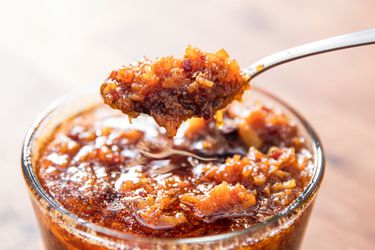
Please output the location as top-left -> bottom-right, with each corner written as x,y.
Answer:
22,87 -> 325,250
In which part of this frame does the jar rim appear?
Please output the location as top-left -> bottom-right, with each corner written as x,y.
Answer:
21,86 -> 325,244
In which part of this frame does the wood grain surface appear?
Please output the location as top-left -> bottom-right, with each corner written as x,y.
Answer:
0,1 -> 374,249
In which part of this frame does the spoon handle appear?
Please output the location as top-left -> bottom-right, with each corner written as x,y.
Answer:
245,28 -> 375,78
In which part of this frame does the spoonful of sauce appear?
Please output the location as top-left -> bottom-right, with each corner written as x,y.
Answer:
101,28 -> 375,138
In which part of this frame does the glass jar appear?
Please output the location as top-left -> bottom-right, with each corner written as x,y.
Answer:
22,87 -> 325,250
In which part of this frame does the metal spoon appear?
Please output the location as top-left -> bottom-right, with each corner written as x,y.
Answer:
244,28 -> 375,80
139,28 -> 375,162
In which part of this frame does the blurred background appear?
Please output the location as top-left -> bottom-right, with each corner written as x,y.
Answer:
1,0 -> 374,249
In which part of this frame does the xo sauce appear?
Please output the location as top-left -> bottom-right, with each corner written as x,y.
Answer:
37,103 -> 312,238
37,46 -> 311,242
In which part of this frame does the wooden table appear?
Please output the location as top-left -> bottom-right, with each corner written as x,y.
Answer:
0,1 -> 374,249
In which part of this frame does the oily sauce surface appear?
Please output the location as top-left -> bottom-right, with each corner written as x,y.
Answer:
37,102 -> 311,238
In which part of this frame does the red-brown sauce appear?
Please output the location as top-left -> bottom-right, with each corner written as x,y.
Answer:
37,102 -> 312,238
